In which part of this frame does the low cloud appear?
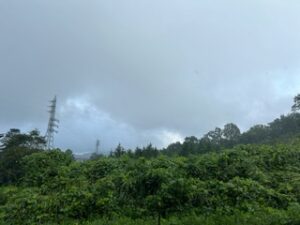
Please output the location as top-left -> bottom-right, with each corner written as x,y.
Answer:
1,0 -> 300,153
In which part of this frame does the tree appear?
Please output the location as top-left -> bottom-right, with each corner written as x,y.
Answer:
21,149 -> 74,187
204,127 -> 223,145
0,129 -> 46,150
140,144 -> 159,158
180,136 -> 199,156
240,124 -> 270,144
164,142 -> 183,156
292,94 -> 300,112
0,147 -> 41,184
112,143 -> 126,158
222,123 -> 241,141
0,129 -> 46,184
0,129 -> 21,150
268,114 -> 300,140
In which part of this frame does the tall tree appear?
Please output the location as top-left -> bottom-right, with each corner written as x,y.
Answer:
292,94 -> 300,112
204,127 -> 222,145
222,123 -> 241,141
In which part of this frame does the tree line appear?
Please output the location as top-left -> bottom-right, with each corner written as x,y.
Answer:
1,94 -> 300,224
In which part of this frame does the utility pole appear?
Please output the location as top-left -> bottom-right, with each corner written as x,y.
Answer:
45,96 -> 59,149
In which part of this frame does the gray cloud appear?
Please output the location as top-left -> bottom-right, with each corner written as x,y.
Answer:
1,0 -> 300,153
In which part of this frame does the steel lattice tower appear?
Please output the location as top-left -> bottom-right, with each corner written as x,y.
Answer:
95,139 -> 100,154
45,96 -> 59,149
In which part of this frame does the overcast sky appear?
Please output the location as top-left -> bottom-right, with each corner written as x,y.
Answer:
1,0 -> 300,153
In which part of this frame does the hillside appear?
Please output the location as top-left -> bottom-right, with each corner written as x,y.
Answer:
1,140 -> 300,224
2,109 -> 300,224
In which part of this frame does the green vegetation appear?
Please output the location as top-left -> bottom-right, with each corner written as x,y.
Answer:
1,95 -> 300,224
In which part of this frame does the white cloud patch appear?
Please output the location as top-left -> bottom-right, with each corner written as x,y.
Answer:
157,130 -> 184,147
54,96 -> 184,153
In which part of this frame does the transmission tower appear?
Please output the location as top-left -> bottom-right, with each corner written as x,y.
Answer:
95,139 -> 100,154
45,96 -> 59,149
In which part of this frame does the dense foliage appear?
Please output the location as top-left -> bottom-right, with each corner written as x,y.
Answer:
160,113 -> 300,157
1,140 -> 300,224
1,98 -> 300,224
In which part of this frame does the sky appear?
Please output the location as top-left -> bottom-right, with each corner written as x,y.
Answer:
1,0 -> 300,154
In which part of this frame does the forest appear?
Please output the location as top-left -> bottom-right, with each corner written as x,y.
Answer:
1,94 -> 300,225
